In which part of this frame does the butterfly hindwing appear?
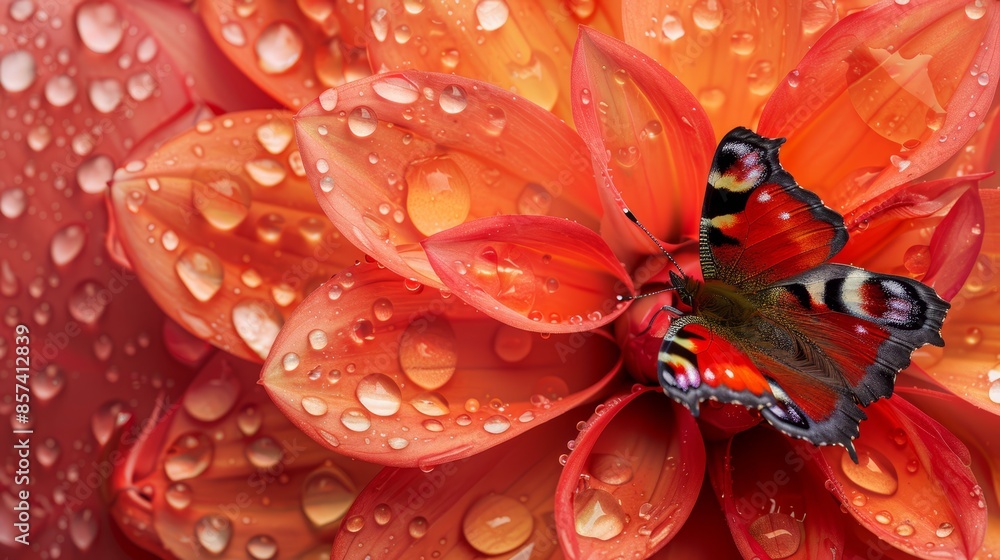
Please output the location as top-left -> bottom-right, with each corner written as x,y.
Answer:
657,317 -> 776,415
701,127 -> 848,290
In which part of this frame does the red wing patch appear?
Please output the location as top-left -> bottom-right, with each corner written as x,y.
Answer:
658,317 -> 775,415
700,127 -> 848,290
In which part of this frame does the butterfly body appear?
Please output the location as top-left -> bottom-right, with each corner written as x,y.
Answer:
657,128 -> 949,460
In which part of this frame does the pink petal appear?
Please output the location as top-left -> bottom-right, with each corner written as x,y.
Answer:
814,397 -> 986,559
623,0 -> 840,139
837,175 -> 986,301
364,0 -> 625,121
897,387 -> 1000,558
571,27 -> 715,265
758,0 -> 1000,213
294,71 -> 604,286
330,410 -> 584,559
554,388 -> 706,558
709,429 -> 848,560
110,352 -> 381,558
261,263 -> 622,467
110,110 -> 364,363
199,0 -> 371,109
422,215 -> 633,333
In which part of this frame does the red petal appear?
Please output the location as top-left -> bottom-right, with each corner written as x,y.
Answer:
649,478 -> 743,560
422,215 -> 632,333
110,110 -> 364,363
571,27 -> 715,264
623,0 -> 840,138
837,176 -> 985,301
330,409 -> 586,559
554,388 -> 705,558
261,263 -> 622,468
758,0 -> 1000,212
199,0 -> 371,109
815,397 -> 986,559
110,352 -> 381,558
909,187 -> 1000,416
897,387 -> 1000,558
709,429 -> 848,560
294,71 -> 604,286
364,0 -> 624,121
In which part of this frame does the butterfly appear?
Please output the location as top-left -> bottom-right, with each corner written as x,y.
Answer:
656,127 -> 949,461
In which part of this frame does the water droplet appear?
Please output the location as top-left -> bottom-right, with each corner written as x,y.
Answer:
374,503 -> 393,525
302,396 -> 329,416
439,84 -> 468,114
78,155 -> 115,194
730,31 -> 756,56
748,513 -> 802,559
282,352 -> 300,372
840,445 -> 899,496
348,106 -> 378,137
232,299 -> 284,360
245,158 -> 287,187
183,361 -> 241,422
32,366 -> 65,402
895,522 -> 915,537
175,247 -> 224,302
936,522 -> 955,538
372,75 -> 420,104
44,74 -> 78,107
164,432 -> 214,481
977,72 -> 990,86
476,0 -> 509,31
483,415 -> 511,434
692,0 -> 723,30
405,155 -> 471,236
341,408 -> 372,431
256,120 -> 294,154
345,515 -> 365,532
192,177 -> 251,230
517,183 -> 553,216
493,325 -> 532,362
964,327 -> 983,347
302,466 -> 357,528
875,510 -> 893,525
165,482 -> 192,510
0,49 -> 36,93
399,317 -> 458,390
903,245 -> 931,275
965,0 -> 986,20
76,2 -> 124,54
1,188 -> 27,218
50,224 -> 87,266
246,535 -> 277,560
88,78 -> 124,113
409,516 -> 429,538
246,436 -> 283,468
410,392 -> 450,416
70,508 -> 99,551
68,280 -> 109,325
589,454 -> 633,485
463,494 -> 533,554
237,404 -> 262,436
573,488 -> 625,540
195,514 -> 233,555
221,22 -> 246,46
255,22 -> 304,73
660,11 -> 684,41
357,373 -> 402,415
8,0 -> 35,22
748,60 -> 777,96
370,7 -> 389,41
308,329 -> 328,350
372,298 -> 394,321
161,230 -> 179,251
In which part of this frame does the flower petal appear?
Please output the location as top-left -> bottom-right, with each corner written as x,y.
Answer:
294,71 -> 603,286
649,479 -> 743,559
571,27 -> 715,264
109,110 -> 364,363
199,0 -> 371,109
815,397 -> 986,559
897,387 -> 1000,558
838,176 -> 985,301
261,263 -> 622,468
911,187 -> 1000,416
554,388 -> 706,558
623,0 -> 840,138
110,352 -> 381,559
758,0 -> 1000,212
709,428 -> 848,560
422,215 -> 633,333
330,410 -> 582,559
364,0 -> 623,121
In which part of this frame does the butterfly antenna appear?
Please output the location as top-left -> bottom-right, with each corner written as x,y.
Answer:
617,287 -> 679,302
622,208 -> 685,276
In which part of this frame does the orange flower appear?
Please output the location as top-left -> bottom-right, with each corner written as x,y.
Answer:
2,0 -> 999,559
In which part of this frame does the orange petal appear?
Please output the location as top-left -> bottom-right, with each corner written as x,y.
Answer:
649,478 -> 743,560
199,0 -> 371,109
110,110 -> 364,363
110,352 -> 381,559
261,263 -> 622,468
910,187 -> 1000,416
758,0 -> 1000,213
294,71 -> 603,286
623,0 -> 840,138
364,0 -> 623,121
554,388 -> 706,558
898,387 -> 1000,559
330,410 -> 584,559
709,428 -> 848,560
815,397 -> 986,559
838,176 -> 985,301
422,215 -> 632,333
572,27 -> 715,264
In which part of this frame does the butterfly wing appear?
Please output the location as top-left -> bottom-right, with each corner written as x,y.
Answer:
701,127 -> 848,290
658,316 -> 776,416
746,264 -> 949,458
